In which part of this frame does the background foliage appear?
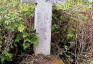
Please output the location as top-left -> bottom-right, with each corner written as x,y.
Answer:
0,0 -> 92,64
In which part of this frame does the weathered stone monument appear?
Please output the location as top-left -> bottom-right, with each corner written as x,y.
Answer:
21,0 -> 66,55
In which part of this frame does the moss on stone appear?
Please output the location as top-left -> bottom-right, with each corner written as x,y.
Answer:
22,54 -> 64,64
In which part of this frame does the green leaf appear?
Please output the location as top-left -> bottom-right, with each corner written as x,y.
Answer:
22,33 -> 29,38
24,38 -> 31,43
14,35 -> 22,43
18,25 -> 26,32
23,43 -> 30,50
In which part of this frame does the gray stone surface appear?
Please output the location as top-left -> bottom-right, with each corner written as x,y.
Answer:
21,0 -> 66,55
34,1 -> 52,55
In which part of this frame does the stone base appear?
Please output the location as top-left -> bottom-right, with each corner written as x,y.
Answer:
21,54 -> 64,64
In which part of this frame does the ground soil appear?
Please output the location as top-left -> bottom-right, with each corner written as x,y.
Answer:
20,54 -> 64,64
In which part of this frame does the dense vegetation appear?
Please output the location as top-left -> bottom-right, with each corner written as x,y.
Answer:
0,0 -> 92,64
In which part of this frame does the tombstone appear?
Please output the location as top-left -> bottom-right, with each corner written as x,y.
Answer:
21,0 -> 66,55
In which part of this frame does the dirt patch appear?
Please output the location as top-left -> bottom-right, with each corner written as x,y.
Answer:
18,54 -> 64,64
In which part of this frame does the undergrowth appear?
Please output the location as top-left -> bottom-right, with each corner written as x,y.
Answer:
0,0 -> 92,64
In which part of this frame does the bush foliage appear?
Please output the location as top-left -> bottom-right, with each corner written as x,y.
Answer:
0,0 -> 92,64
